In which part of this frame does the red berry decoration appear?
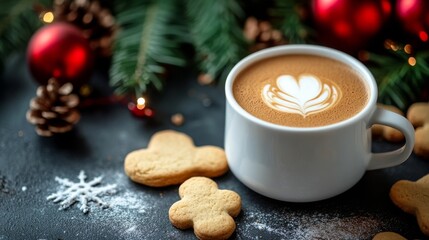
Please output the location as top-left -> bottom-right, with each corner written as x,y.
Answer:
27,22 -> 94,86
396,0 -> 429,42
312,0 -> 391,53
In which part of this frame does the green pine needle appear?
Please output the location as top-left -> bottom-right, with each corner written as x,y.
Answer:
269,0 -> 311,44
186,0 -> 249,82
110,0 -> 188,97
0,0 -> 46,73
368,49 -> 429,111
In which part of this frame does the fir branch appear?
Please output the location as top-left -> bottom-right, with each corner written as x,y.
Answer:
186,0 -> 249,82
368,49 -> 429,110
0,0 -> 47,73
268,0 -> 311,44
110,0 -> 188,97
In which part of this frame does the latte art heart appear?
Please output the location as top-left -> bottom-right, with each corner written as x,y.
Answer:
261,74 -> 340,117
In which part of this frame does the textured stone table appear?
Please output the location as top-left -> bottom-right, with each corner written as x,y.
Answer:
1,56 -> 428,239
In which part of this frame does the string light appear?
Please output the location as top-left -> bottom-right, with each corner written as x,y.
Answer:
408,57 -> 416,66
384,39 -> 399,51
404,44 -> 412,54
41,11 -> 54,24
79,84 -> 92,97
136,97 -> 146,110
128,98 -> 155,119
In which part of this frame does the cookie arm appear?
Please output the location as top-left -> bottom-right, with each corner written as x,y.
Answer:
169,200 -> 194,229
193,215 -> 237,240
194,146 -> 229,177
416,209 -> 429,236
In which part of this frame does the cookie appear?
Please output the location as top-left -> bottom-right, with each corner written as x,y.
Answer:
390,174 -> 429,236
124,130 -> 228,187
372,232 -> 406,240
169,177 -> 241,240
407,102 -> 429,158
407,102 -> 429,127
371,104 -> 404,142
415,124 -> 429,157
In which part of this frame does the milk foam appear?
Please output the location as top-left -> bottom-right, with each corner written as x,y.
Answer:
261,74 -> 340,117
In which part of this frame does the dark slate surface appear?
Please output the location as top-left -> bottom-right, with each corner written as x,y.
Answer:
1,55 -> 428,240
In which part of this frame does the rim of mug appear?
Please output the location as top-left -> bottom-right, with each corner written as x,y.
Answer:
225,44 -> 377,132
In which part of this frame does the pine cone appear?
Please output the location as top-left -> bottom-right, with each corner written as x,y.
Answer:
53,0 -> 117,57
26,78 -> 80,137
243,17 -> 287,52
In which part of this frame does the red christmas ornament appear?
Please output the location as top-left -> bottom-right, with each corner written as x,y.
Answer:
27,22 -> 93,86
312,0 -> 391,52
396,0 -> 429,42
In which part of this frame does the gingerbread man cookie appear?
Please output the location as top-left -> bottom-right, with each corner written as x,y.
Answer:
124,130 -> 228,187
390,174 -> 429,236
372,232 -> 406,240
169,177 -> 241,240
407,102 -> 429,158
371,104 -> 404,142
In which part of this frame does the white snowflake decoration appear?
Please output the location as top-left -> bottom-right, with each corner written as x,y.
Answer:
47,171 -> 117,214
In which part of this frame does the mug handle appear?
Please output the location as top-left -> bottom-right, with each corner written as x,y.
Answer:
367,107 -> 415,170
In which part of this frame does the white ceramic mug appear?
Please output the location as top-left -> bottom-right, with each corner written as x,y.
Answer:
224,45 -> 415,202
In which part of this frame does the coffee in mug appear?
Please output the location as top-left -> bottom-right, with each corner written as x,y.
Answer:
233,54 -> 369,127
224,45 -> 415,202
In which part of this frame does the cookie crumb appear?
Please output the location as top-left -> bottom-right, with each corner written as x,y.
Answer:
171,113 -> 184,126
198,73 -> 214,85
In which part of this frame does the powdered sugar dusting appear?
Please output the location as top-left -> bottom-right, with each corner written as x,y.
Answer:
108,190 -> 151,214
238,206 -> 384,240
47,171 -> 117,213
301,215 -> 380,239
42,169 -> 184,238
42,170 -> 395,239
84,170 -> 171,239
101,191 -> 153,238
